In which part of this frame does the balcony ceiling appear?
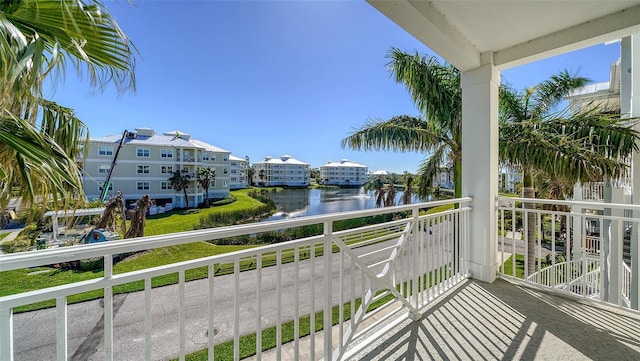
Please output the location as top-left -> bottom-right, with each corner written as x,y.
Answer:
367,0 -> 640,71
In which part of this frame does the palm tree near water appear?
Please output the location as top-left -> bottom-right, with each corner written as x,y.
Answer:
343,48 -> 461,200
364,176 -> 387,208
344,49 -> 640,276
0,0 -> 136,211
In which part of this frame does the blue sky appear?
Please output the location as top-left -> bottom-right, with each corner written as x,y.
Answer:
48,0 -> 621,173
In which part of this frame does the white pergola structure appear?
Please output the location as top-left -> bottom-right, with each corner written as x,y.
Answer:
368,1 -> 640,284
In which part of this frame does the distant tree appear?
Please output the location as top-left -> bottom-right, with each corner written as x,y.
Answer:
168,169 -> 191,208
365,176 -> 386,208
401,172 -> 414,205
385,181 -> 397,207
258,169 -> 266,185
247,165 -> 255,186
310,167 -> 320,181
197,166 -> 216,203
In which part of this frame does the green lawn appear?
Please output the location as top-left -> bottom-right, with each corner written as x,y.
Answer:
144,190 -> 265,235
501,254 -> 525,279
0,232 -> 9,241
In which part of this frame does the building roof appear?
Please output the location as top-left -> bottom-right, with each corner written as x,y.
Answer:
91,128 -> 230,153
229,155 -> 247,162
255,155 -> 309,166
370,170 -> 390,175
322,159 -> 367,168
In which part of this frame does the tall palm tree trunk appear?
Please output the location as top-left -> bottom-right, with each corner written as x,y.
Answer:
522,170 -> 537,275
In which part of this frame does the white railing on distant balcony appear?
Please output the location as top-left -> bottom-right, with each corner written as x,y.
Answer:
0,198 -> 471,361
497,196 -> 638,311
581,182 -> 604,201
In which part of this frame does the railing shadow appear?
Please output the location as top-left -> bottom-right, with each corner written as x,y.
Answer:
356,279 -> 640,360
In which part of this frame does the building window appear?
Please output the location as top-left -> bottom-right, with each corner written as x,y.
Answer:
98,164 -> 111,174
231,169 -> 237,174
224,180 -> 228,187
161,165 -> 173,174
223,156 -> 228,161
137,148 -> 150,157
161,149 -> 173,158
231,177 -> 237,182
161,181 -> 171,190
231,162 -> 237,166
223,168 -> 228,174
137,181 -> 150,190
137,165 -> 150,174
98,146 -> 113,156
203,153 -> 209,161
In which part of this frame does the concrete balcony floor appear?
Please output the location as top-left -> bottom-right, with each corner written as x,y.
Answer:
348,278 -> 640,360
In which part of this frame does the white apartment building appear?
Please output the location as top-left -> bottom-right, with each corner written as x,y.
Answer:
252,155 -> 310,187
434,163 -> 454,189
499,165 -> 523,193
229,155 -> 249,189
320,159 -> 368,187
81,127 -> 231,208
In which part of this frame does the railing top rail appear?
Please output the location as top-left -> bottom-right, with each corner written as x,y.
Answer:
0,197 -> 472,272
497,196 -> 640,211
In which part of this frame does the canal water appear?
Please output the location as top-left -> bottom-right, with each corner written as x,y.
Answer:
261,187 -> 427,221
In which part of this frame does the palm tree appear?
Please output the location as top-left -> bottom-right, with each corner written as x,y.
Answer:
343,48 -> 461,199
500,72 -> 640,274
0,0 -> 136,211
258,169 -> 266,186
401,172 -> 414,205
168,169 -> 191,208
384,181 -> 397,207
197,166 -> 216,203
364,176 -> 386,208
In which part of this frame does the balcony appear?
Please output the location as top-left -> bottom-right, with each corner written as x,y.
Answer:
1,197 -> 639,360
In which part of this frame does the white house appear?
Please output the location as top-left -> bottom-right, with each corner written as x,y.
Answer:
229,155 -> 249,189
252,155 -> 310,187
320,159 -> 368,187
81,127 -> 231,208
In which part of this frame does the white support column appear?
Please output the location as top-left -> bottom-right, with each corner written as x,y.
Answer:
625,34 -> 640,310
461,58 -> 500,283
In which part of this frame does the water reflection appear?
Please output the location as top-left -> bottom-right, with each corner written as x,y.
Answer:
263,187 -> 374,221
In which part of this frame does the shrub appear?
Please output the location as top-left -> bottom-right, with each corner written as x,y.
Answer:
1,238 -> 31,253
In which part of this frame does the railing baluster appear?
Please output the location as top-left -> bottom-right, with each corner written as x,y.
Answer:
350,255 -> 355,330
104,254 -> 114,361
339,249 -> 344,352
323,221 -> 332,360
208,264 -> 215,361
276,250 -> 282,359
178,270 -> 186,361
144,278 -> 152,361
56,296 -> 67,361
310,244 -> 316,358
294,247 -> 300,360
0,307 -> 12,361
233,259 -> 240,361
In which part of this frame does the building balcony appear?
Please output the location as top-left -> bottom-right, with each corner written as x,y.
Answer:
1,197 -> 639,361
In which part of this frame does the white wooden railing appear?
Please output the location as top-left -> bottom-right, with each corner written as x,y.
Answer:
498,196 -> 638,310
0,198 -> 471,361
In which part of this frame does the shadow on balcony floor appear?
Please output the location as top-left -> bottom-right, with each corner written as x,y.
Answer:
352,278 -> 640,360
